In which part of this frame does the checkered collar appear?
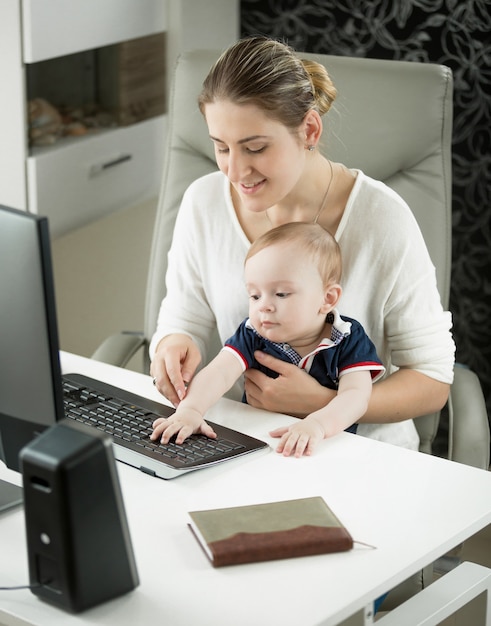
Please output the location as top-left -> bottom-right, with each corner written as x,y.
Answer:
245,308 -> 352,365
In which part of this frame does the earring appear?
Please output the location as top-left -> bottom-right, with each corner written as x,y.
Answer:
307,145 -> 315,151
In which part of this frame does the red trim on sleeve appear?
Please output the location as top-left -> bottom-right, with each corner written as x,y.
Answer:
222,345 -> 249,371
340,362 -> 385,382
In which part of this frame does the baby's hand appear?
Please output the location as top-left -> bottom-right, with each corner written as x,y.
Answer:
151,408 -> 216,445
269,418 -> 325,458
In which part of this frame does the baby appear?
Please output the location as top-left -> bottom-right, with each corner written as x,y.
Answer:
151,222 -> 384,457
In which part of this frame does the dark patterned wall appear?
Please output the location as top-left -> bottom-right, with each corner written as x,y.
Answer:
241,0 -> 491,419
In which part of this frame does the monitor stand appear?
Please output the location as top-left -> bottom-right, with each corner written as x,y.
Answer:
0,479 -> 23,514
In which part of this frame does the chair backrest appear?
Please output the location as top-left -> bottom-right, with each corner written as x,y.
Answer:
145,49 -> 453,452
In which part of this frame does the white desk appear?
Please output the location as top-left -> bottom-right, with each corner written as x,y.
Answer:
1,352 -> 491,626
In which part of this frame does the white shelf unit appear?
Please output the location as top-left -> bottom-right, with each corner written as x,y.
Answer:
0,0 -> 167,237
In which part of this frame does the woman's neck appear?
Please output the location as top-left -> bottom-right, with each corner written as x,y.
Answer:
266,156 -> 333,226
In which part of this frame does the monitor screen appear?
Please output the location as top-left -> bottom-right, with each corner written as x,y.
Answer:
0,205 -> 63,507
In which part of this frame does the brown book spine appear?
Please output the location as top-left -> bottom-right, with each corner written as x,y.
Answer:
208,525 -> 353,567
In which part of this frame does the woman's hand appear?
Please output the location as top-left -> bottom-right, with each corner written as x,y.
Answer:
244,351 -> 335,416
150,334 -> 202,407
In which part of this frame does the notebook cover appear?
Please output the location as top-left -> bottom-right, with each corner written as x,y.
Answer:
188,496 -> 353,567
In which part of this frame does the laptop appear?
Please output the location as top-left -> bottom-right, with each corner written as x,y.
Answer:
0,205 -> 269,480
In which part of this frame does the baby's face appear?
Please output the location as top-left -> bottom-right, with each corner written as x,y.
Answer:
244,243 -> 328,346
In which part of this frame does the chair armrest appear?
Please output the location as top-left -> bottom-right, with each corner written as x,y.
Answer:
91,331 -> 146,368
448,365 -> 490,470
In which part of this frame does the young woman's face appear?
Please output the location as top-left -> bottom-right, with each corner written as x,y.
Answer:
245,243 -> 329,347
204,100 -> 306,213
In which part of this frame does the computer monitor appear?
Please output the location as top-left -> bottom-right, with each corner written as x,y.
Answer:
0,205 -> 63,510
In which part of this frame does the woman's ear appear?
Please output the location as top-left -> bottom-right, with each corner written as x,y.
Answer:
320,283 -> 342,314
303,109 -> 323,148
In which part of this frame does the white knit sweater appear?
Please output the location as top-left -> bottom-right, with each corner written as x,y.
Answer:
150,170 -> 455,449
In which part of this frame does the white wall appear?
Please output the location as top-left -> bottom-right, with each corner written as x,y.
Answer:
52,197 -> 157,370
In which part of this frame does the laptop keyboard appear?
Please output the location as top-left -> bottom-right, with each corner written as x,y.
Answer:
62,378 -> 247,467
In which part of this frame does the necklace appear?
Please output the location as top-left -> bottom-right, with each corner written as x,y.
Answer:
265,159 -> 334,227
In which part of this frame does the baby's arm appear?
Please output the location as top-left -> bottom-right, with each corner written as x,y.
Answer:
151,350 -> 244,444
270,371 -> 373,457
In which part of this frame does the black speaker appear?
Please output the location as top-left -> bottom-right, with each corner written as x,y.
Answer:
20,419 -> 139,612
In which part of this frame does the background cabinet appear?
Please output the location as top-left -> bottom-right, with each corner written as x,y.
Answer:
0,0 -> 167,237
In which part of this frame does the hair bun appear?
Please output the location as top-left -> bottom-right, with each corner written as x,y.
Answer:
302,59 -> 337,115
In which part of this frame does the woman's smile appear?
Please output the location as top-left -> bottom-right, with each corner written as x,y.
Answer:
238,179 -> 266,194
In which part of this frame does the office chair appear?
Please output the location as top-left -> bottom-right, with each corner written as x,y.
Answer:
93,53 -> 489,599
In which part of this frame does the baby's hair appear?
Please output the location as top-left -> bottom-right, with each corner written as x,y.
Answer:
198,36 -> 337,130
246,222 -> 342,286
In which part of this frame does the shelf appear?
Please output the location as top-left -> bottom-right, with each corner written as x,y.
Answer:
22,0 -> 167,62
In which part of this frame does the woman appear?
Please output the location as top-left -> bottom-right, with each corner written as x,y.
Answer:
150,36 -> 455,450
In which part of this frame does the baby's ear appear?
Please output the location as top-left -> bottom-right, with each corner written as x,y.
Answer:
320,283 -> 342,313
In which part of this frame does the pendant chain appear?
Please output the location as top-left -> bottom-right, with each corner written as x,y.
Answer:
266,159 -> 334,227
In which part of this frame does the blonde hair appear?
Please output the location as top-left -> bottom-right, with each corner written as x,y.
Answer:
246,222 -> 342,286
198,37 -> 337,130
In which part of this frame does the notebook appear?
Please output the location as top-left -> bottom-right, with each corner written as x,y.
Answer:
0,204 -> 269,481
188,496 -> 353,567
